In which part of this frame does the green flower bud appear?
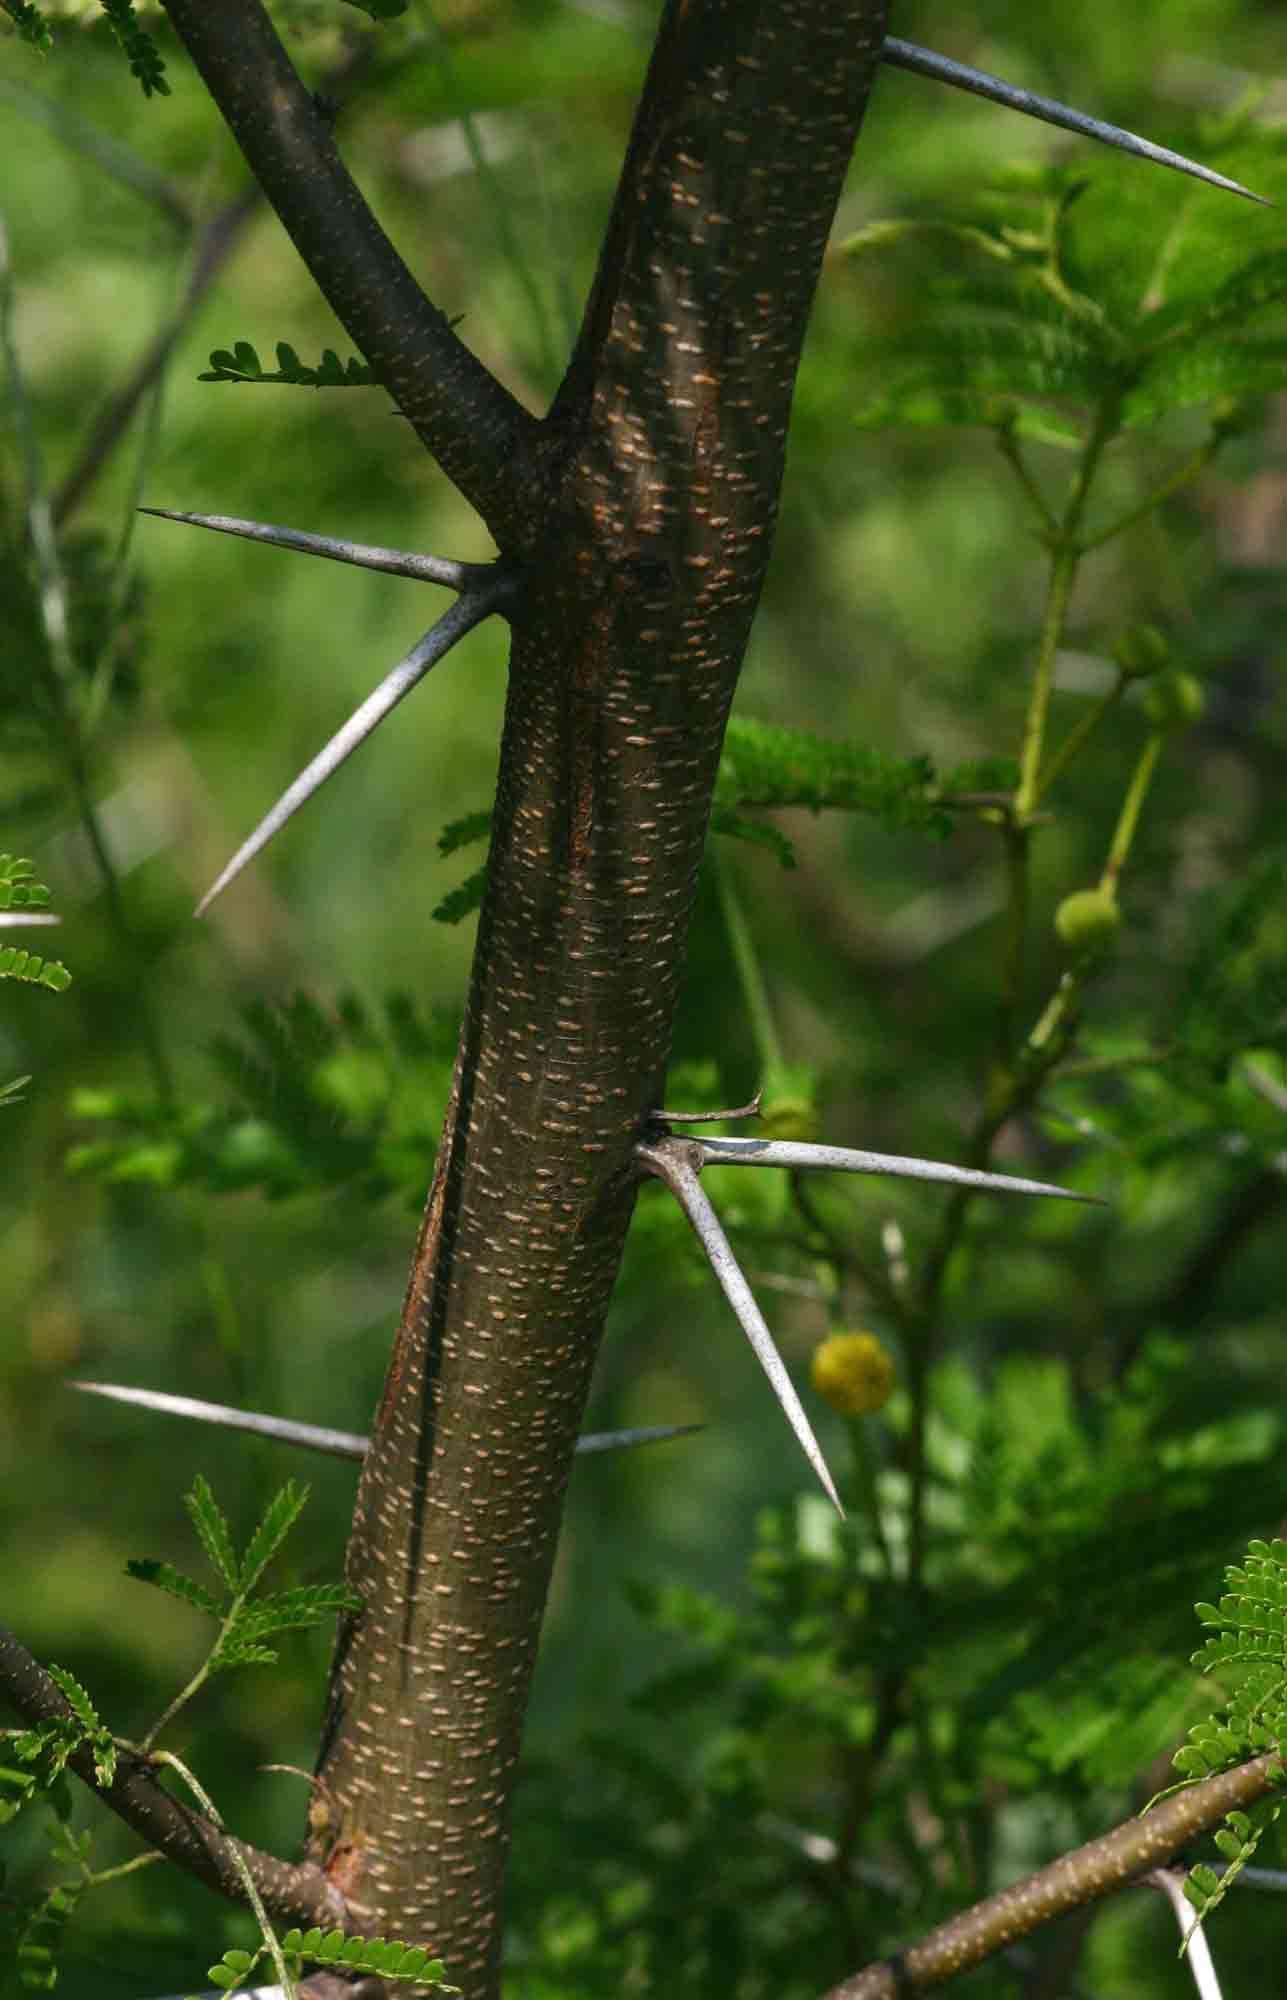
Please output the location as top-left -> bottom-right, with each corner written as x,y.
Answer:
1054,888 -> 1121,957
1142,670 -> 1204,733
1111,624 -> 1169,679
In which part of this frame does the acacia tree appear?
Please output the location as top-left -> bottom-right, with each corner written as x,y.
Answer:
2,3 -> 1285,1997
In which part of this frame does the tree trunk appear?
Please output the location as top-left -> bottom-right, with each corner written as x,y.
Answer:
161,2 -> 890,1992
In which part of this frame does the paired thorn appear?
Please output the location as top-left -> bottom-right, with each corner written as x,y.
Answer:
68,1380 -> 702,1463
138,506 -> 495,591
638,1135 -> 845,1516
638,1113 -> 1095,1512
882,38 -> 1269,206
194,576 -> 516,916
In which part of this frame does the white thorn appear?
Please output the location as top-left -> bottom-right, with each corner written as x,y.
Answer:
638,1138 -> 844,1515
696,1136 -> 1096,1203
882,39 -> 1269,205
138,506 -> 498,590
196,585 -> 506,917
68,1380 -> 700,1461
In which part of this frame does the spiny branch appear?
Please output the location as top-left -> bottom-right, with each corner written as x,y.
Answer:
882,39 -> 1267,204
824,1756 -> 1282,1998
68,1379 -> 701,1464
0,1623 -> 346,1930
195,572 -> 518,915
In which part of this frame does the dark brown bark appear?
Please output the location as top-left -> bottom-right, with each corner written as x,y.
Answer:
160,0 -> 538,549
0,1624 -> 345,1929
154,1 -> 890,1989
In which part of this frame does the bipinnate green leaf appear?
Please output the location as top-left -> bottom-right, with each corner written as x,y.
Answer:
710,806 -> 798,870
0,857 -> 51,909
715,718 -> 945,832
432,863 -> 488,927
207,1634 -> 280,1670
125,1558 -> 223,1619
1170,1536 -> 1287,1938
219,1583 -> 359,1650
1,1 -> 53,52
0,948 -> 71,991
44,1668 -> 99,1737
437,810 -> 493,860
213,1927 -> 445,1991
0,1762 -> 38,1826
17,1876 -> 83,1990
184,1474 -> 239,1590
97,0 -> 169,97
200,341 -> 374,387
237,1478 -> 309,1592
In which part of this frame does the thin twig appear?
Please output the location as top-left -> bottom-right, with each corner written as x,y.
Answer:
652,1093 -> 762,1124
54,191 -> 260,530
822,1757 -> 1281,1998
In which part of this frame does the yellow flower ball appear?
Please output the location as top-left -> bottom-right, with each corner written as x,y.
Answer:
811,1331 -> 896,1416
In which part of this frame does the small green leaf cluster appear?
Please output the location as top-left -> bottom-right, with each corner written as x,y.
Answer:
1166,1539 -> 1287,1927
66,990 -> 457,1204
10,1667 -> 117,1792
714,718 -> 948,842
210,1926 -> 447,1992
97,0 -> 168,96
1183,1804 -> 1282,1929
7,1821 -> 92,1992
128,1475 -> 359,1675
199,341 -> 375,388
0,946 -> 72,991
0,856 -> 52,913
0,0 -> 52,51
435,724 -> 952,921
841,140 -> 1287,446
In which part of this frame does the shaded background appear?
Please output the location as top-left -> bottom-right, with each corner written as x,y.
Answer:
3,2 -> 1287,1994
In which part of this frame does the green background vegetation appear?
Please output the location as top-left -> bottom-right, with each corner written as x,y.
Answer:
3,1 -> 1287,1993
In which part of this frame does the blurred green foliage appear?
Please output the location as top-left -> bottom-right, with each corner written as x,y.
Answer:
3,1 -> 1287,1995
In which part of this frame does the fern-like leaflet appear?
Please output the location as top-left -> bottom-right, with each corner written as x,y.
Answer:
1167,1537 -> 1287,1931
200,340 -> 375,387
96,0 -> 168,97
128,1476 -> 360,1740
209,1926 -> 450,1993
